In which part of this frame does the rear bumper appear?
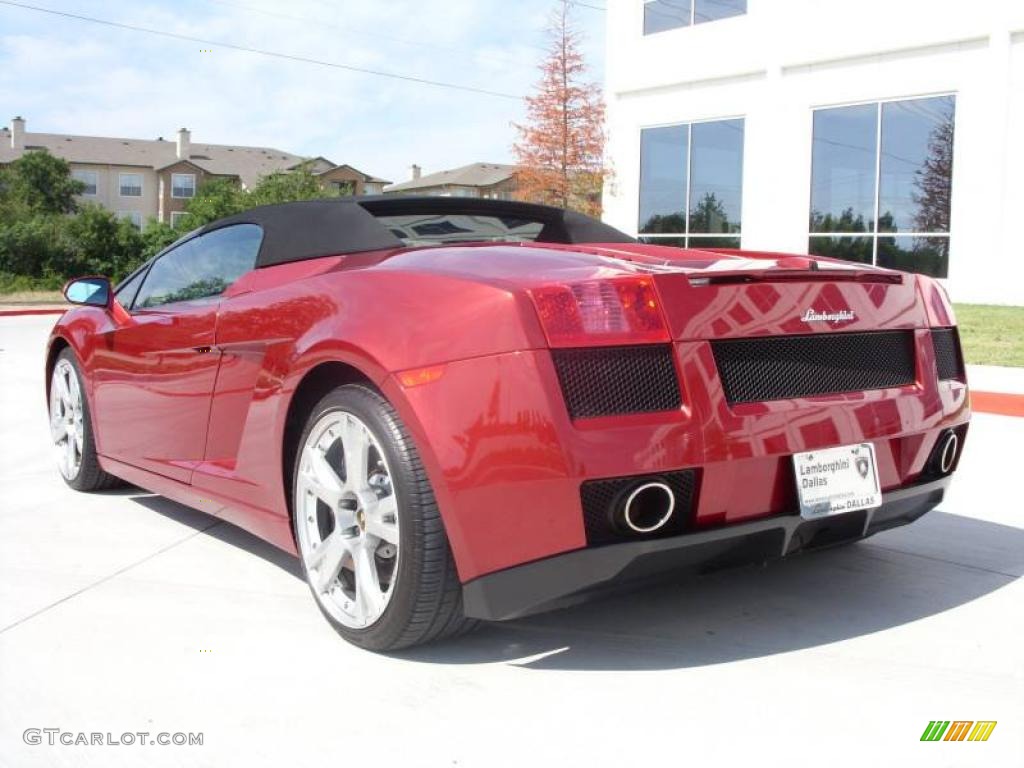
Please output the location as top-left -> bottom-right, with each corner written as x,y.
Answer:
462,475 -> 950,621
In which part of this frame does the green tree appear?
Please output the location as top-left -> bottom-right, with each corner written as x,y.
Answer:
61,205 -> 144,280
175,177 -> 246,230
689,192 -> 734,234
249,165 -> 334,206
0,216 -> 64,276
809,206 -> 870,233
0,152 -> 84,222
640,212 -> 687,234
140,219 -> 181,260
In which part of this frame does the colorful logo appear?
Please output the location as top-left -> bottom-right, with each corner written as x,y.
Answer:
921,721 -> 997,742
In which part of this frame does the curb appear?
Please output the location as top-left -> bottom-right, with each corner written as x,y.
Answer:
0,308 -> 66,317
972,391 -> 1024,418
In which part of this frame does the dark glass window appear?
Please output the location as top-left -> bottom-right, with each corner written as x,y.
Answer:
644,0 -> 691,34
808,96 -> 955,277
809,103 -> 877,233
687,236 -> 741,250
114,266 -> 147,309
879,96 -> 955,233
688,119 -> 744,235
639,236 -> 687,248
643,0 -> 745,34
807,236 -> 873,266
877,236 -> 949,278
694,0 -> 746,23
134,224 -> 263,309
639,125 -> 688,234
72,169 -> 98,196
639,119 -> 744,248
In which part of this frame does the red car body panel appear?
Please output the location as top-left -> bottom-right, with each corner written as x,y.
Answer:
47,239 -> 970,585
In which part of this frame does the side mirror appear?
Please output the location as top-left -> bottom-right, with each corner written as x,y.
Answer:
63,276 -> 112,307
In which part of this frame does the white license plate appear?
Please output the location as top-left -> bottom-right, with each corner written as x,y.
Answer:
793,442 -> 881,519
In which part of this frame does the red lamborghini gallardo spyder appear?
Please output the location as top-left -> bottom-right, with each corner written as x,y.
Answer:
47,196 -> 970,649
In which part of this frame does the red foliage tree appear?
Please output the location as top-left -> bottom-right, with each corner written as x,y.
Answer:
513,1 -> 608,217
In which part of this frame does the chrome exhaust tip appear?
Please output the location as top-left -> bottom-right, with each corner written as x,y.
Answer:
939,430 -> 959,474
621,481 -> 676,534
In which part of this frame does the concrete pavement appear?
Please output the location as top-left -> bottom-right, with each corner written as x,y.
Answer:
1,315 -> 1021,767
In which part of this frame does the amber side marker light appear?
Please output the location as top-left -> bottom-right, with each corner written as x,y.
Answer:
397,365 -> 446,388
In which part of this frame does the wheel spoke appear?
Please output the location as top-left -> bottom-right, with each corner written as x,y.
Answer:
353,541 -> 383,620
308,531 -> 350,593
64,435 -> 76,476
50,412 -> 67,443
364,494 -> 399,546
55,371 -> 71,408
340,416 -> 369,489
67,367 -> 81,400
305,451 -> 345,506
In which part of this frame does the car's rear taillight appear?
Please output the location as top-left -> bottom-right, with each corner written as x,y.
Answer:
529,277 -> 669,347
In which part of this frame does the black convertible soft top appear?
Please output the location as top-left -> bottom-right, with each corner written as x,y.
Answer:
195,195 -> 635,268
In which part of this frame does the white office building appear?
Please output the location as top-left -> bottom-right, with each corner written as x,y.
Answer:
602,0 -> 1024,305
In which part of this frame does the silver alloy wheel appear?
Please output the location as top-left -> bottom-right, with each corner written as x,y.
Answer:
296,410 -> 400,628
50,358 -> 84,481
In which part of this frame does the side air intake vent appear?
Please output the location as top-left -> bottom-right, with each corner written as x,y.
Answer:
931,328 -> 965,381
551,345 -> 681,420
711,331 -> 916,405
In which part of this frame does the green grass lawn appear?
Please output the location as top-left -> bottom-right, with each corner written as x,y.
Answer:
0,289 -> 64,305
955,303 -> 1024,367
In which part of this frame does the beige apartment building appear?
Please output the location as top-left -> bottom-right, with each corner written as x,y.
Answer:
0,117 -> 390,228
384,162 -> 517,199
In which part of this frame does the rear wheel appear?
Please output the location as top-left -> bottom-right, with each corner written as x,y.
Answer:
49,349 -> 121,491
292,384 -> 476,650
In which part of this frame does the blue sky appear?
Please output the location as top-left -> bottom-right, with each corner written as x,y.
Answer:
0,0 -> 606,184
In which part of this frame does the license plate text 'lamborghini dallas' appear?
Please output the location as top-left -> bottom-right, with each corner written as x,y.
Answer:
793,443 -> 881,519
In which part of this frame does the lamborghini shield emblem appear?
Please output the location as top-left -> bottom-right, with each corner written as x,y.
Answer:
855,456 -> 870,479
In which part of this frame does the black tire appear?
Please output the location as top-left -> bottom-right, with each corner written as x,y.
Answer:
51,348 -> 122,492
292,384 -> 478,651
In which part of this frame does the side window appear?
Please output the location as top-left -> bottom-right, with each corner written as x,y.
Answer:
114,266 -> 148,309
133,224 -> 263,310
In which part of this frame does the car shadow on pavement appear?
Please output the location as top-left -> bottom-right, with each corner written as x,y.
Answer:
128,493 -> 303,579
123,492 -> 1022,672
395,510 -> 1023,671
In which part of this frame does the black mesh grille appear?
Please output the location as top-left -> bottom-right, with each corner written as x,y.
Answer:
551,345 -> 681,420
580,470 -> 697,546
931,328 -> 964,381
711,331 -> 916,405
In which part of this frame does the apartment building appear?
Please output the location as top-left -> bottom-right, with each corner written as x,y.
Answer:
385,162 -> 517,199
603,0 -> 1024,304
0,117 -> 390,228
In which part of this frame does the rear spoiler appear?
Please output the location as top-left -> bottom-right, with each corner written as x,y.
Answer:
689,270 -> 903,286
685,249 -> 903,286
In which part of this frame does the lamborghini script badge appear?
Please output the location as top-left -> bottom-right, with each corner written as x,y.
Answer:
801,308 -> 855,324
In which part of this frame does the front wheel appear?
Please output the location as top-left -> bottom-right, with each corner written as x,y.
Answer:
292,384 -> 476,650
49,349 -> 121,492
